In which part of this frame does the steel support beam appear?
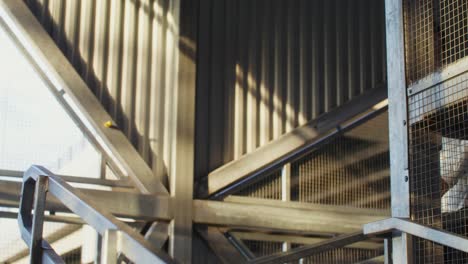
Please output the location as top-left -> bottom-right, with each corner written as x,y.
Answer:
167,0 -> 198,262
203,88 -> 387,199
0,180 -> 172,220
0,0 -> 168,195
224,196 -> 390,217
385,0 -> 411,262
1,178 -> 390,236
193,199 -> 388,235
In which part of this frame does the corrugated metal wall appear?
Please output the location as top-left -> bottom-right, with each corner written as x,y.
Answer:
195,0 -> 387,179
24,0 -> 180,184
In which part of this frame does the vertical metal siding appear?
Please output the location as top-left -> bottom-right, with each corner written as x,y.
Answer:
24,0 -> 180,181
196,0 -> 387,178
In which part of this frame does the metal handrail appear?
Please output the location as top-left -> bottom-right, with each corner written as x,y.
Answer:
18,165 -> 174,263
249,231 -> 371,264
363,217 -> 468,253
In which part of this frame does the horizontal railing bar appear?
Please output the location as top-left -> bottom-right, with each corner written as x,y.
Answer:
250,231 -> 368,264
0,169 -> 134,188
0,179 -> 172,220
363,218 -> 468,253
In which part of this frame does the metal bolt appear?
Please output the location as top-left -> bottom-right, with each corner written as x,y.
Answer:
403,120 -> 407,126
404,176 -> 409,182
409,89 -> 412,94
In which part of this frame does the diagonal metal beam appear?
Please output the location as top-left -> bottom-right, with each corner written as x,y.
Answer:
145,221 -> 170,249
201,88 -> 387,199
0,0 -> 168,195
250,231 -> 369,264
196,226 -> 248,264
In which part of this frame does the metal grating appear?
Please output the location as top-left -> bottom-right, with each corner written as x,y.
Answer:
408,73 -> 468,263
404,0 -> 468,84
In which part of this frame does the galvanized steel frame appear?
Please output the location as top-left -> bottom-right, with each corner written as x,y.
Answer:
363,218 -> 468,253
18,165 -> 174,263
385,0 -> 412,262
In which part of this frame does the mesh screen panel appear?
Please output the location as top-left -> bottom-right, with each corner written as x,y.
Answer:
298,247 -> 383,264
408,73 -> 468,263
236,170 -> 282,199
242,239 -> 383,264
291,112 -> 390,210
234,112 -> 390,210
233,112 -> 389,262
243,240 -> 284,257
404,0 -> 468,84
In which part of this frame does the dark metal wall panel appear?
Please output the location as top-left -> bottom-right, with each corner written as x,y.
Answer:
195,0 -> 387,179
24,0 -> 180,183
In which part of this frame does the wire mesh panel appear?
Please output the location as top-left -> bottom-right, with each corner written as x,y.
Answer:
404,0 -> 468,84
235,170 -> 282,199
243,240 -> 284,257
290,112 -> 390,210
297,247 -> 383,264
405,0 -> 468,262
408,73 -> 468,263
234,111 -> 390,210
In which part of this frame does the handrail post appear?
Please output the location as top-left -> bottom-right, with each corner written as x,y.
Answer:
30,175 -> 48,264
101,230 -> 118,264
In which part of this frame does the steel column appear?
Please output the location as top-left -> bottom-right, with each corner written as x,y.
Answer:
168,0 -> 198,262
385,0 -> 411,262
